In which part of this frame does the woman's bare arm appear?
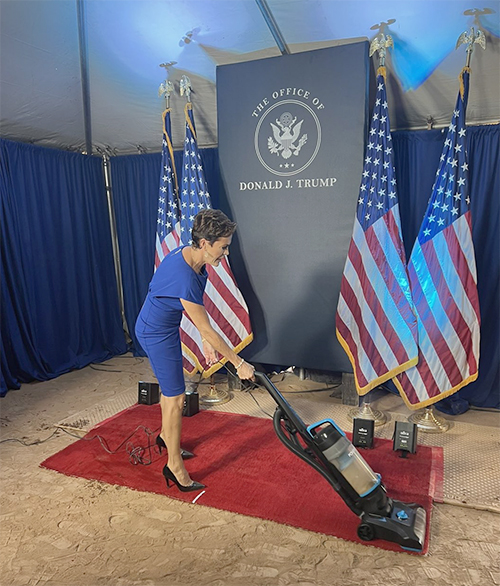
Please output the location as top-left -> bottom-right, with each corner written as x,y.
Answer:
181,299 -> 254,379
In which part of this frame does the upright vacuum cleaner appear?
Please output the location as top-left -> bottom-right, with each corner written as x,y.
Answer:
243,369 -> 427,551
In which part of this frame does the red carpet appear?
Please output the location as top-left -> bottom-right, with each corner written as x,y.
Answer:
42,405 -> 443,554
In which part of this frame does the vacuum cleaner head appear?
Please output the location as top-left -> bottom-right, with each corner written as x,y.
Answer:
251,370 -> 428,551
359,500 -> 427,551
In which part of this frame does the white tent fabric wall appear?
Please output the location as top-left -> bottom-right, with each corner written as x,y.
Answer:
1,0 -> 499,154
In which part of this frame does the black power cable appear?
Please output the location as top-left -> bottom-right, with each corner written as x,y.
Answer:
0,424 -> 163,466
1,368 -> 339,463
226,367 -> 340,419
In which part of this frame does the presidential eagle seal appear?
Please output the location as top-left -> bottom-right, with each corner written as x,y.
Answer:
255,100 -> 321,176
268,112 -> 308,160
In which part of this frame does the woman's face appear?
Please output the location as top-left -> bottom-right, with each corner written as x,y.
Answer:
203,235 -> 232,266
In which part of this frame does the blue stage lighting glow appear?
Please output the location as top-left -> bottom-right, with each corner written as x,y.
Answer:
85,0 -> 277,83
80,0 -> 499,91
268,0 -> 499,91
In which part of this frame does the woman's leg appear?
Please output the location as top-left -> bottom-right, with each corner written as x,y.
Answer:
160,393 -> 192,486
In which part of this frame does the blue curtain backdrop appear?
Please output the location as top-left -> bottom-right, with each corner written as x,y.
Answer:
2,127 -> 497,410
0,139 -> 127,395
110,148 -> 219,354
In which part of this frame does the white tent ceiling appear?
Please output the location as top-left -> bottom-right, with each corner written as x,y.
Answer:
1,0 -> 499,155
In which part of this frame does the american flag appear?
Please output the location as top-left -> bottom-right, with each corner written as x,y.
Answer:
155,108 -> 181,268
336,68 -> 418,395
179,103 -> 253,376
393,68 -> 481,409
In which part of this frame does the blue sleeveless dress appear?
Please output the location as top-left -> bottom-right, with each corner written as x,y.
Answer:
135,246 -> 207,396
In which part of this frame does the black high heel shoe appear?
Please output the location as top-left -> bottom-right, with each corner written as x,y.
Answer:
155,435 -> 194,460
162,465 -> 205,492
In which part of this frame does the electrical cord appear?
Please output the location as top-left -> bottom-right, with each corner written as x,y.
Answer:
1,367 -> 340,461
268,371 -> 342,393
0,425 -> 162,466
225,368 -> 275,419
278,383 -> 341,393
89,356 -> 145,373
225,367 -> 340,419
84,425 -> 167,466
0,429 -> 61,446
89,365 -> 125,373
247,389 -> 275,419
76,424 -> 159,465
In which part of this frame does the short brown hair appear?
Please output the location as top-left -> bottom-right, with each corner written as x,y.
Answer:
191,209 -> 236,248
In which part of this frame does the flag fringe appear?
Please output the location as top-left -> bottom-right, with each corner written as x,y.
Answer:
336,329 -> 418,395
184,103 -> 197,140
182,332 -> 254,378
162,109 -> 180,200
459,66 -> 471,100
392,370 -> 479,410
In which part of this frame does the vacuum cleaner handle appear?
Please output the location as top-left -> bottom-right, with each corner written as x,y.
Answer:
225,361 -> 256,388
225,360 -> 264,384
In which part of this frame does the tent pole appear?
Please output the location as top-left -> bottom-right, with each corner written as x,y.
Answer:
102,154 -> 131,344
255,0 -> 290,55
76,0 -> 93,155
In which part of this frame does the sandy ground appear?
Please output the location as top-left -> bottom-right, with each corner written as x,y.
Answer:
1,358 -> 499,586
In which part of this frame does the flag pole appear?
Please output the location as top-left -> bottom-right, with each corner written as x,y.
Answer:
158,76 -> 174,109
179,74 -> 233,405
158,64 -> 181,209
455,23 -> 486,69
180,74 -> 192,103
407,18 -> 485,434
346,29 -> 398,428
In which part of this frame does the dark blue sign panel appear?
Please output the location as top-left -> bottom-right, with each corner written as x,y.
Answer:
217,42 -> 368,371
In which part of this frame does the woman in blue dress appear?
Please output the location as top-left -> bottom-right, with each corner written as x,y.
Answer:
135,209 -> 255,492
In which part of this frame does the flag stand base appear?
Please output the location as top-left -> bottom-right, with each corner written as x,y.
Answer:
199,376 -> 232,406
348,397 -> 388,427
408,407 -> 451,433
